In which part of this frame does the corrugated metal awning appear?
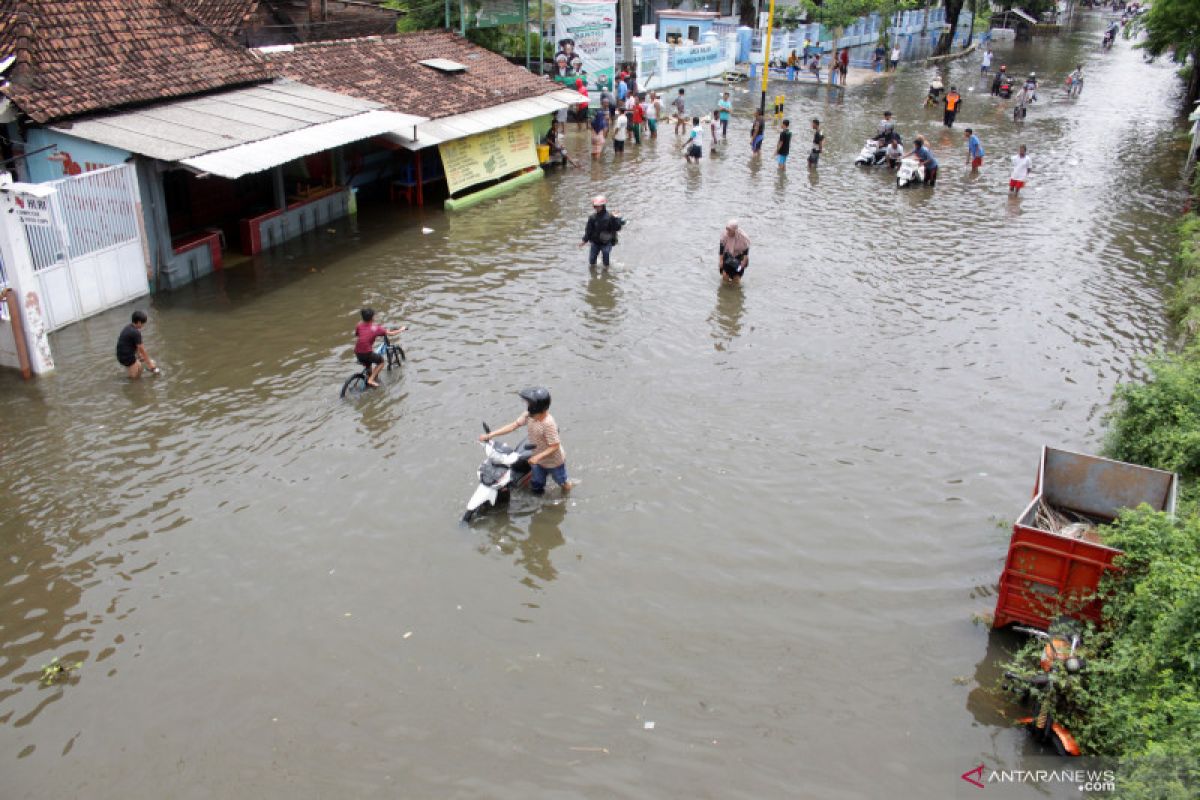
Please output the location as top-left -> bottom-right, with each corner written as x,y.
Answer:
181,109 -> 425,179
1009,8 -> 1037,24
390,89 -> 586,150
50,79 -> 426,178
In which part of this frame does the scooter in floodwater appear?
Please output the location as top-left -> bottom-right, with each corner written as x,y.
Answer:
1003,622 -> 1086,757
462,422 -> 535,523
854,138 -> 888,167
895,156 -> 925,188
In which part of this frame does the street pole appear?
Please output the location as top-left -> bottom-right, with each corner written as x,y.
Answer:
758,0 -> 776,115
620,0 -> 634,69
538,0 -> 545,73
446,0 -> 450,30
525,0 -> 531,70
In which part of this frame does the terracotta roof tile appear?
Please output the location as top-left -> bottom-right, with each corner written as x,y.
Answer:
0,0 -> 275,123
266,31 -> 561,120
177,0 -> 261,37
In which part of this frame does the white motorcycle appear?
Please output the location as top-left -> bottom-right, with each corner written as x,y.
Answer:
854,138 -> 888,167
462,422 -> 535,523
896,156 -> 926,188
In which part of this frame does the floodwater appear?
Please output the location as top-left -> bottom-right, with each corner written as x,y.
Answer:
1,15 -> 1191,799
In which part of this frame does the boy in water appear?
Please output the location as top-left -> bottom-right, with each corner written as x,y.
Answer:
354,307 -> 406,387
115,310 -> 157,378
776,118 -> 792,168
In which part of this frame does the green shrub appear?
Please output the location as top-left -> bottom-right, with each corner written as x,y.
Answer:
1104,348 -> 1200,484
1069,509 -> 1200,797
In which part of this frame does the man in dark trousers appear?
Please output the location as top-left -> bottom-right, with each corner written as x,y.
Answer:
116,309 -> 157,379
942,85 -> 962,128
808,118 -> 825,167
579,195 -> 624,269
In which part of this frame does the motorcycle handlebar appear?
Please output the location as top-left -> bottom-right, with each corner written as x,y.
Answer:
1013,626 -> 1049,639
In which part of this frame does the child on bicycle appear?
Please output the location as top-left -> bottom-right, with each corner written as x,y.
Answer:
354,308 -> 405,387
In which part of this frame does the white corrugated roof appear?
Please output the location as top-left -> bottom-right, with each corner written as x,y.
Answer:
51,79 -> 425,176
182,110 -> 425,179
390,89 -> 586,149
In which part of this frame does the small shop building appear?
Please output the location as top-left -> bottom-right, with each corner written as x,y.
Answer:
264,31 -> 585,210
1,0 -> 423,291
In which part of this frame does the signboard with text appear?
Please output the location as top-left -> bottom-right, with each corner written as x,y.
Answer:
668,42 -> 721,70
14,194 -> 52,227
553,1 -> 616,91
438,120 -> 538,195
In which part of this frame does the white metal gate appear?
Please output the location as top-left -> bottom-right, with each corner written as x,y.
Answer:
23,164 -> 148,331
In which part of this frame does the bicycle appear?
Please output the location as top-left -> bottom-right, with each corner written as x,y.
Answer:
340,335 -> 406,398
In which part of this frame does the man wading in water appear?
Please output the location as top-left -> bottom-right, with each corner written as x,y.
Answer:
718,220 -> 750,284
579,195 -> 625,269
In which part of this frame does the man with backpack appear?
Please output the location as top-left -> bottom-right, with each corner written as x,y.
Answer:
579,195 -> 625,269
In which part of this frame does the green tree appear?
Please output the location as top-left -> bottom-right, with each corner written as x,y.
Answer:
801,0 -> 877,32
1134,0 -> 1200,108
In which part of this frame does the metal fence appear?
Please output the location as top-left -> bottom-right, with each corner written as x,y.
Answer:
22,164 -> 140,273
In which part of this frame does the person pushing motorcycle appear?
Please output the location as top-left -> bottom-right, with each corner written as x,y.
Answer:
479,387 -> 573,494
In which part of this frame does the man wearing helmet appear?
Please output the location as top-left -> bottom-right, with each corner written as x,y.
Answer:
479,387 -> 573,494
579,195 -> 624,269
991,64 -> 1007,97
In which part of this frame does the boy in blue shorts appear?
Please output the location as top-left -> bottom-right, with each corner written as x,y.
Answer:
776,119 -> 792,167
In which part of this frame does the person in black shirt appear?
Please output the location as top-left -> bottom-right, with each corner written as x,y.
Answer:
579,195 -> 625,269
808,118 -> 825,167
776,119 -> 792,169
116,309 -> 156,378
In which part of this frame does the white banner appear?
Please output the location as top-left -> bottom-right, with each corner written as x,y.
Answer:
554,1 -> 617,94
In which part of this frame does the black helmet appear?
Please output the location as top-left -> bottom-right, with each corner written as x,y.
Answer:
519,386 -> 551,415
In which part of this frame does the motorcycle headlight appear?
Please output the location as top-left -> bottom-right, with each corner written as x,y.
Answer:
1065,656 -> 1084,674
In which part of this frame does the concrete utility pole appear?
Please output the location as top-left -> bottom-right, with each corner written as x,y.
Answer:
620,0 -> 635,66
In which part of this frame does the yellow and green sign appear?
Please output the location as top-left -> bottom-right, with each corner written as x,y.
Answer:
438,120 -> 538,195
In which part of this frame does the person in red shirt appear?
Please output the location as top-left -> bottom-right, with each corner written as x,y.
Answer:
630,95 -> 645,145
354,307 -> 405,387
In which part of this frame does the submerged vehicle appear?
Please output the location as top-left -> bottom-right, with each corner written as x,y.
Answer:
462,422 -> 535,523
895,157 -> 925,187
854,138 -> 888,167
1004,621 -> 1085,756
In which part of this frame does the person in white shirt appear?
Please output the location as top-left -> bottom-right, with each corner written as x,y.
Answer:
645,92 -> 660,138
1009,144 -> 1032,194
980,47 -> 993,76
682,116 -> 704,163
613,108 -> 628,154
889,43 -> 901,71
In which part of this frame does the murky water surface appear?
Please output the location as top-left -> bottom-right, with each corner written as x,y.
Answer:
1,16 -> 1191,798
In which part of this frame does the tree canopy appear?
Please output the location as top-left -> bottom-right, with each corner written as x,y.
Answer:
1134,0 -> 1200,108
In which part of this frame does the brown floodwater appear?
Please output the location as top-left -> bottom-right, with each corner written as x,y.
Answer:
0,14 -> 1190,798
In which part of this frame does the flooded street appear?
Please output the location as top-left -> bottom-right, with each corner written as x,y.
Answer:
1,15 -> 1192,798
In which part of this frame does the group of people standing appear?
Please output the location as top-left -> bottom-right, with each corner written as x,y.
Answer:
783,46 -> 852,85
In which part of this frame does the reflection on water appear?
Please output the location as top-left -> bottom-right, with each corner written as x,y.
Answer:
476,499 -> 567,590
709,283 -> 746,347
0,14 -> 1190,798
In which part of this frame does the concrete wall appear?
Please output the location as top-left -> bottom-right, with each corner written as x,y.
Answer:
636,31 -> 739,91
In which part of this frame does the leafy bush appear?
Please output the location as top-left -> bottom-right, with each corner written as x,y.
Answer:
1069,509 -> 1200,797
1167,215 -> 1200,340
1104,347 -> 1200,484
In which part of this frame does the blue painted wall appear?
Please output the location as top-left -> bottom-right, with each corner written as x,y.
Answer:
21,129 -> 132,183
